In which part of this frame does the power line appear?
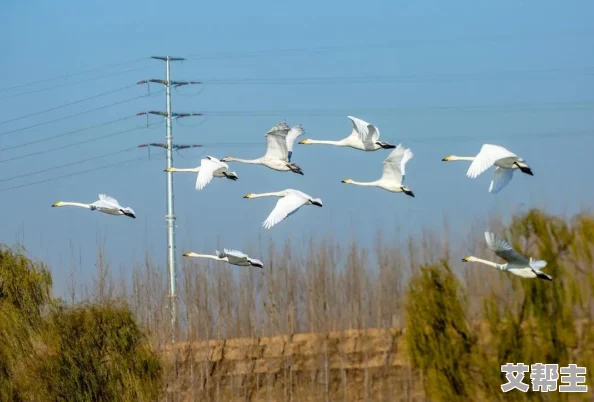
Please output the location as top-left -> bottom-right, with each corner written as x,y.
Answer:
0,155 -> 151,193
0,147 -> 138,183
197,129 -> 594,148
0,125 -> 150,164
0,115 -> 136,153
199,100 -> 594,117
1,31 -> 585,94
2,128 -> 590,192
198,66 -> 594,86
185,31 -> 591,61
0,84 -> 137,126
0,57 -> 149,93
0,89 -> 163,138
0,66 -> 153,100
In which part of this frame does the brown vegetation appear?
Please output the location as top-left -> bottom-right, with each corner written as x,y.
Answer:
2,207 -> 594,401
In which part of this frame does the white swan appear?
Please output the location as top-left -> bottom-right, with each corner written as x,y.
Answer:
341,144 -> 414,196
442,144 -> 533,193
265,121 -> 304,162
243,189 -> 323,229
462,232 -> 551,280
165,156 -> 238,191
221,122 -> 304,174
52,193 -> 136,218
183,248 -> 264,268
299,116 -> 395,151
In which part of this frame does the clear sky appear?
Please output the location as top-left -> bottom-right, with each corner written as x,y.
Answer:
1,0 -> 593,297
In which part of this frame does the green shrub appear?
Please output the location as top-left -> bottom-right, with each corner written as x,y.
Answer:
404,261 -> 476,401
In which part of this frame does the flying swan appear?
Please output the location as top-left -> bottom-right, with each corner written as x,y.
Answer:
165,156 -> 238,191
183,248 -> 264,268
299,116 -> 395,151
442,144 -> 533,193
266,121 -> 304,162
341,143 -> 415,196
243,189 -> 323,229
52,193 -> 136,218
221,122 -> 304,174
462,232 -> 551,280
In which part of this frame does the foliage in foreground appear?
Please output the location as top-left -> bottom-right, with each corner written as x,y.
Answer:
0,246 -> 163,401
3,207 -> 594,401
404,261 -> 476,401
404,209 -> 594,402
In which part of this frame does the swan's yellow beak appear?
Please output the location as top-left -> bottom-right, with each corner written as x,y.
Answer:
183,252 -> 191,257
442,155 -> 452,161
243,193 -> 253,199
52,202 -> 62,207
461,256 -> 470,262
341,179 -> 351,184
299,139 -> 309,144
165,167 -> 172,172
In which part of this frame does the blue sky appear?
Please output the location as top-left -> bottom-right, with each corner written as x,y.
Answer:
1,0 -> 593,297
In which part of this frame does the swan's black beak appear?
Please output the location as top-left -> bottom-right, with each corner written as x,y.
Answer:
521,167 -> 534,176
402,189 -> 415,197
376,142 -> 396,149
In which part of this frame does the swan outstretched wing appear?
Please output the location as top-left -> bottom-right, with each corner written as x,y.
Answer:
285,125 -> 304,153
264,132 -> 289,161
484,232 -> 529,265
223,249 -> 251,264
262,192 -> 308,229
266,121 -> 290,135
223,248 -> 248,258
399,147 -> 414,182
347,116 -> 379,144
196,157 -> 226,190
489,167 -> 515,193
97,194 -> 121,207
467,144 -> 518,179
529,258 -> 547,271
381,144 -> 412,184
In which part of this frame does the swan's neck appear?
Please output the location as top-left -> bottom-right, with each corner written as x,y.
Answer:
56,202 -> 92,209
226,157 -> 262,164
248,191 -> 285,198
467,256 -> 503,270
169,167 -> 200,173
345,180 -> 380,187
305,139 -> 346,146
446,156 -> 475,161
186,253 -> 225,261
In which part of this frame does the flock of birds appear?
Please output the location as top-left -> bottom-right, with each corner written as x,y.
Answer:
51,116 -> 552,281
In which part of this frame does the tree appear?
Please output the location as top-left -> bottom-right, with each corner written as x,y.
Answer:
21,302 -> 163,401
0,245 -> 52,401
404,261 -> 476,401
